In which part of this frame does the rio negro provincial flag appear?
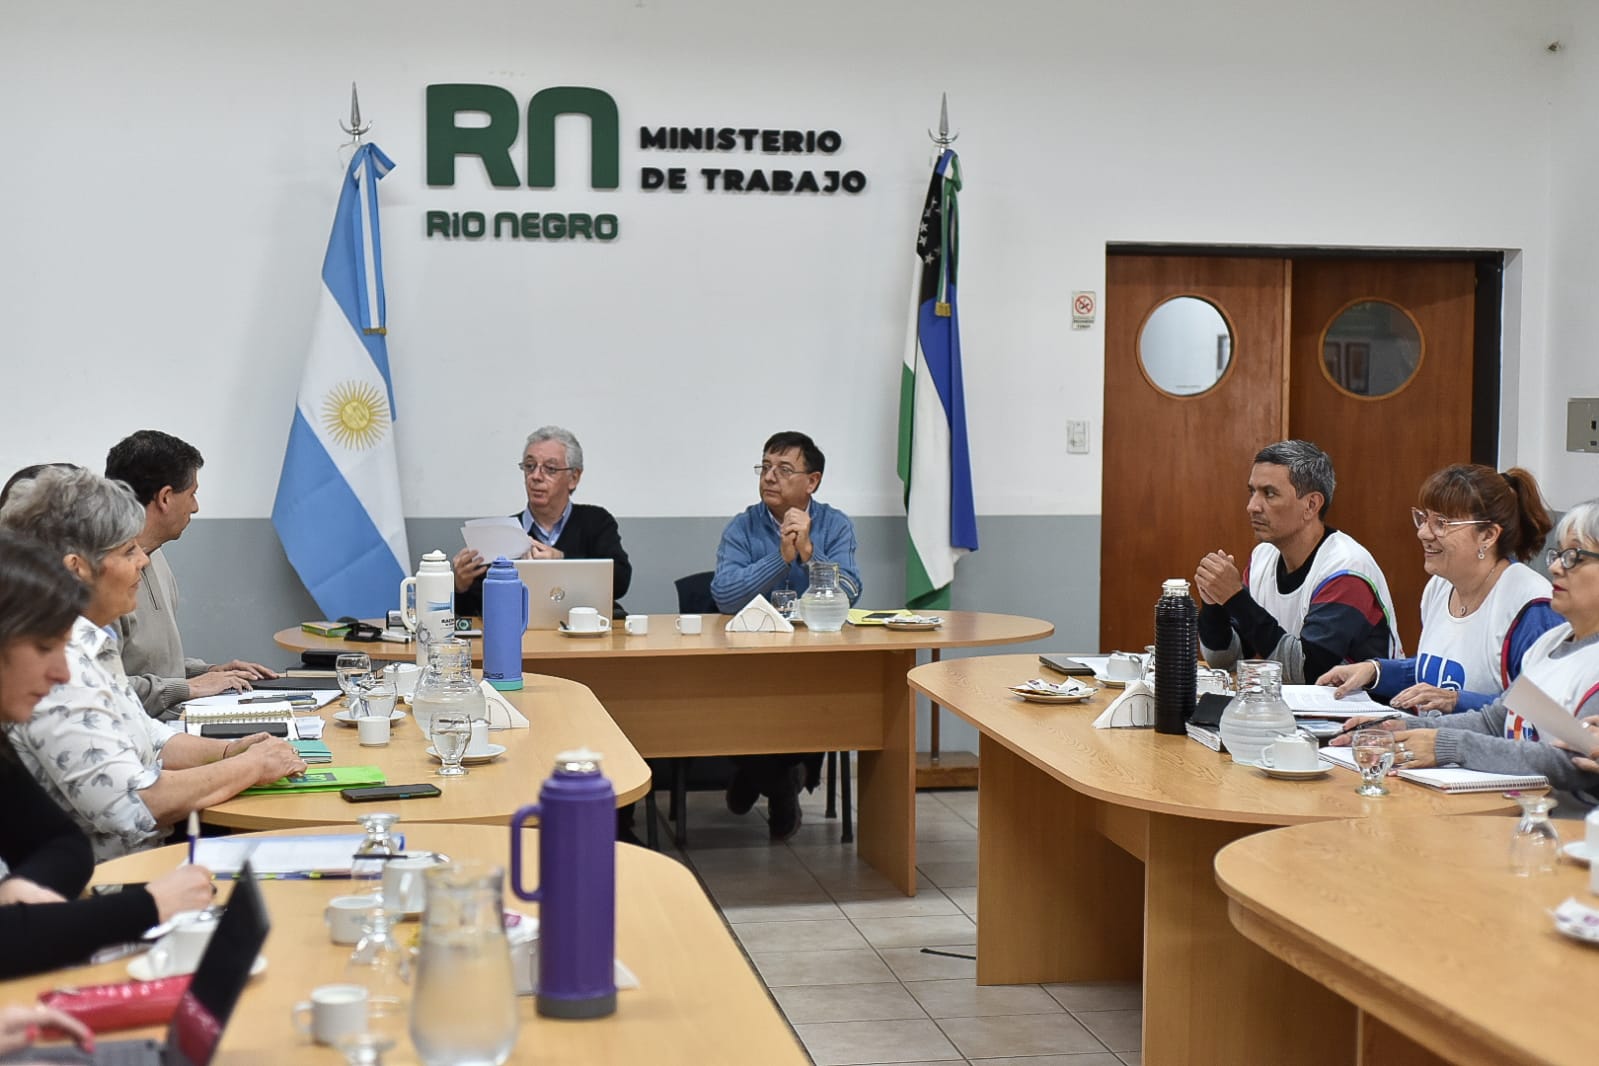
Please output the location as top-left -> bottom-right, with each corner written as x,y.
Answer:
897,148 -> 977,610
272,143 -> 411,617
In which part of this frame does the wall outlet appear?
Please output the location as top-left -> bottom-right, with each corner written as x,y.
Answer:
1066,419 -> 1090,454
1569,398 -> 1599,453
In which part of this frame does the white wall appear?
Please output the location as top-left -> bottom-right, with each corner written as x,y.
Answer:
0,0 -> 1580,519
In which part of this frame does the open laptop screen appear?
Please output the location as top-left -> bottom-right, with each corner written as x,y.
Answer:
169,862 -> 269,1066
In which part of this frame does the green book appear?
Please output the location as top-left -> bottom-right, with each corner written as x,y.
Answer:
240,765 -> 384,796
291,739 -> 333,764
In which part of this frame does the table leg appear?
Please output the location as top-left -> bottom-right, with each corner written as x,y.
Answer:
856,652 -> 918,895
974,736 -> 1143,985
1142,814 -> 1354,1066
1357,1012 -> 1455,1066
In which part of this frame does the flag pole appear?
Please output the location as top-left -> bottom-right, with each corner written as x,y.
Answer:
340,82 -> 373,145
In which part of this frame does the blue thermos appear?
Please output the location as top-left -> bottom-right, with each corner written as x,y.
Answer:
510,750 -> 617,1018
482,556 -> 528,691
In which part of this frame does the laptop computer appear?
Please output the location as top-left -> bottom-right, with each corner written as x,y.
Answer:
512,558 -> 615,630
13,862 -> 270,1066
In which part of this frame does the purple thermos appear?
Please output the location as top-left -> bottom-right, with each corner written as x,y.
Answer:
510,749 -> 617,1018
482,556 -> 529,691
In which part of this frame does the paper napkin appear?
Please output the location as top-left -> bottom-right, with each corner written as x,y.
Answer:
725,595 -> 794,633
1092,680 -> 1155,729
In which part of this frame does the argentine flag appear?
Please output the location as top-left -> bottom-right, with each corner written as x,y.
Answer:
897,148 -> 977,610
273,143 -> 410,617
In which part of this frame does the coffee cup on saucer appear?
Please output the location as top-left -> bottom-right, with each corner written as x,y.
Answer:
465,720 -> 494,758
1260,733 -> 1320,772
386,662 -> 421,697
292,984 -> 369,1045
147,912 -> 217,976
566,607 -> 609,633
1103,652 -> 1143,681
325,896 -> 377,945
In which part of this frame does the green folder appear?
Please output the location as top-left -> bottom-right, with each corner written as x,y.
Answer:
240,765 -> 385,796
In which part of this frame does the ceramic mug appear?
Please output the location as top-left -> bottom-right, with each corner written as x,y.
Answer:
292,984 -> 369,1045
624,614 -> 649,636
676,614 -> 703,635
358,715 -> 391,746
566,607 -> 609,633
324,896 -> 377,945
382,854 -> 443,914
1260,733 -> 1320,772
147,913 -> 217,977
1103,652 -> 1144,681
465,719 -> 493,757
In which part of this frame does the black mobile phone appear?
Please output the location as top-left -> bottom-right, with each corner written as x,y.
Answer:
200,722 -> 290,739
1038,654 -> 1094,676
341,783 -> 444,803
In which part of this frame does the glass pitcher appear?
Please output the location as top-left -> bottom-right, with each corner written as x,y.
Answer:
410,638 -> 485,733
798,560 -> 850,632
409,862 -> 518,1066
1216,659 -> 1296,767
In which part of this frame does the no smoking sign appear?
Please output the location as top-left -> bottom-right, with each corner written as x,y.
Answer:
1071,290 -> 1096,329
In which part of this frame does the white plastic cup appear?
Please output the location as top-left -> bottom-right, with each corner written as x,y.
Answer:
325,896 -> 377,945
292,984 -> 370,1045
676,614 -> 703,635
624,614 -> 649,636
358,715 -> 391,746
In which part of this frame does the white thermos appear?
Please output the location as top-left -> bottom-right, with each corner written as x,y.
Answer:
401,550 -> 456,667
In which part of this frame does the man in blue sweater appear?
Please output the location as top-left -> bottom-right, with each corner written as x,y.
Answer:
711,431 -> 861,840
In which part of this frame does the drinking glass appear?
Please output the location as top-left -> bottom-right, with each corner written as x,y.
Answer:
361,677 -> 398,722
1509,793 -> 1561,876
770,588 -> 797,619
430,712 -> 472,777
337,653 -> 374,714
1351,728 -> 1396,796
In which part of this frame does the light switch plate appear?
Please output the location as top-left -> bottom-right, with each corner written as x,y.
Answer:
1569,398 -> 1599,453
1066,419 -> 1090,454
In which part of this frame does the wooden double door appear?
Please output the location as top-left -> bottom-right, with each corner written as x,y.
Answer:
1100,253 -> 1486,654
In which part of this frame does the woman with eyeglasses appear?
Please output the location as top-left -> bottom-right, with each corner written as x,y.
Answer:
1331,499 -> 1599,804
1319,465 -> 1560,713
0,531 -> 215,980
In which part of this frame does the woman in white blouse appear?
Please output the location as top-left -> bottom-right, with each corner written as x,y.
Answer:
0,467 -> 306,860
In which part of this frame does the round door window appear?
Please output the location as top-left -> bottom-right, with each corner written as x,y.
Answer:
1137,296 -> 1233,397
1321,300 -> 1422,398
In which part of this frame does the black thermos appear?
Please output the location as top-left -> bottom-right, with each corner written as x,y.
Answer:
1153,578 -> 1197,734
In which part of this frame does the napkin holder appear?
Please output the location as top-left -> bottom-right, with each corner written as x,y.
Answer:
1092,680 -> 1155,729
725,595 -> 794,633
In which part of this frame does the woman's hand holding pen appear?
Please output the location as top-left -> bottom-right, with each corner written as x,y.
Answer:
1327,716 -> 1403,746
147,865 -> 216,922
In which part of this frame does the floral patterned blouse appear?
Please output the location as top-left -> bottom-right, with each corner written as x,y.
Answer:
9,616 -> 178,860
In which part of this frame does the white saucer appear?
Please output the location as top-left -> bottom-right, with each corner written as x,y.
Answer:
333,709 -> 407,726
1257,765 -> 1332,781
1562,841 -> 1594,866
425,744 -> 507,764
130,954 -> 266,982
1009,687 -> 1094,704
1094,674 -> 1136,688
884,616 -> 943,631
557,624 -> 609,638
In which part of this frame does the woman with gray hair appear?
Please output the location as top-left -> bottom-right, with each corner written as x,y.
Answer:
0,467 -> 306,861
1333,498 -> 1599,809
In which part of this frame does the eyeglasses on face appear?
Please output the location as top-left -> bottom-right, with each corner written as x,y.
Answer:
1547,547 -> 1599,572
1410,508 -> 1483,536
517,462 -> 573,479
755,463 -> 809,479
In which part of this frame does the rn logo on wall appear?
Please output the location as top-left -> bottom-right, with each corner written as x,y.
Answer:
424,83 -> 868,243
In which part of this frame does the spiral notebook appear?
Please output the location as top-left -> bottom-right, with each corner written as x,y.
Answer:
1319,745 -> 1548,793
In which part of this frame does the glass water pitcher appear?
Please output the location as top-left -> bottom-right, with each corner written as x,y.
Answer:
410,638 -> 485,733
798,560 -> 850,632
409,861 -> 518,1066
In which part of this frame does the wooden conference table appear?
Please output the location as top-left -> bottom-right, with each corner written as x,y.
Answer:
3,824 -> 806,1066
906,653 -> 1520,1066
1218,815 -> 1594,1066
203,677 -> 651,830
279,612 -> 1053,894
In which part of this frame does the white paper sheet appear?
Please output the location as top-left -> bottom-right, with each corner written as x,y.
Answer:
193,833 -> 391,876
1503,674 -> 1595,751
462,517 -> 532,561
1282,685 -> 1389,718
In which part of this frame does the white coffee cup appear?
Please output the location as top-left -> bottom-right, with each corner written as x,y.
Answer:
325,895 -> 377,945
466,719 -> 493,757
358,714 -> 391,746
566,606 -> 609,633
624,614 -> 649,636
1260,733 -> 1321,772
386,662 -> 421,697
146,912 -> 217,976
292,984 -> 369,1045
676,614 -> 703,635
382,854 -> 442,914
1103,652 -> 1143,681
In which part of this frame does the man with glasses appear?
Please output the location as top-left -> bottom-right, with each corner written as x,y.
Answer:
1195,439 -> 1400,684
711,431 -> 861,840
452,426 -> 632,617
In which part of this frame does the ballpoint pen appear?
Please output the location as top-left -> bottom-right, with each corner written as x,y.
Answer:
187,810 -> 200,866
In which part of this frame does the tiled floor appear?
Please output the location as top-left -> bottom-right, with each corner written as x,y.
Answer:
647,782 -> 1142,1066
